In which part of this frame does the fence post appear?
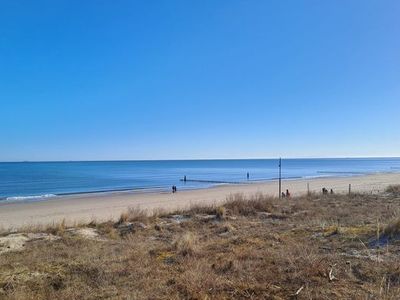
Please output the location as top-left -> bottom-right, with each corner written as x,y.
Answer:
278,158 -> 282,198
307,183 -> 310,195
348,184 -> 351,195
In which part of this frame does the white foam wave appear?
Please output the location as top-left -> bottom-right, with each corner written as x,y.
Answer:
4,194 -> 57,202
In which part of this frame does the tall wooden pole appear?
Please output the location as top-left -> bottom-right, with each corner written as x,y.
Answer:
279,158 -> 282,198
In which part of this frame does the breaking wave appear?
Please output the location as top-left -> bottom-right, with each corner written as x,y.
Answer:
4,194 -> 57,202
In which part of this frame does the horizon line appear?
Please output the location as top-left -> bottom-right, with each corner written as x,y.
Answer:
1,155 -> 400,163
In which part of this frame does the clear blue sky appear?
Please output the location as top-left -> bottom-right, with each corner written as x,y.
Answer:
1,1 -> 399,161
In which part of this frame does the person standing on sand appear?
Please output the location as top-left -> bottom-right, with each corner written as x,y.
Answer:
247,172 -> 249,181
286,189 -> 291,198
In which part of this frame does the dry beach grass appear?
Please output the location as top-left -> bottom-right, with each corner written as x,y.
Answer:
1,187 -> 400,299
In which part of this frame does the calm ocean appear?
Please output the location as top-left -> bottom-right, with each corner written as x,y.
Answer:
0,158 -> 399,201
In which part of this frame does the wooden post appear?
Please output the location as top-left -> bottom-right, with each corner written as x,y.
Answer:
348,184 -> 351,195
278,158 -> 282,199
307,183 -> 310,195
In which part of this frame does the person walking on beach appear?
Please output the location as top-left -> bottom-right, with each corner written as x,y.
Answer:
172,186 -> 177,193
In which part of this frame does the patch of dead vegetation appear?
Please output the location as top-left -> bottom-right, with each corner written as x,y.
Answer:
386,184 -> 400,196
383,218 -> 400,239
2,192 -> 400,298
173,232 -> 198,256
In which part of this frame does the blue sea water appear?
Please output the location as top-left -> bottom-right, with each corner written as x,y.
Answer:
0,158 -> 399,201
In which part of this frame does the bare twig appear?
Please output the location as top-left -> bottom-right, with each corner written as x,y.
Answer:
329,264 -> 337,281
294,285 -> 304,296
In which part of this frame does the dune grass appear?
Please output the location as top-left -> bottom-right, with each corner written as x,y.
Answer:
386,184 -> 400,196
2,192 -> 400,299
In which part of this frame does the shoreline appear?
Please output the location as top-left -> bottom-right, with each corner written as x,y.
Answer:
0,172 -> 399,229
0,175 -> 308,202
1,171 -> 395,203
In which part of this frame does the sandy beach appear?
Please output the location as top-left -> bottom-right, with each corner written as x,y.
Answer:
0,172 -> 399,229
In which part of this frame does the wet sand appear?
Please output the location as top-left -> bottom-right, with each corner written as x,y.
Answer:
0,173 -> 399,229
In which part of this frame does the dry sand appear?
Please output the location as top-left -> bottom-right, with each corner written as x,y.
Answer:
0,173 -> 399,229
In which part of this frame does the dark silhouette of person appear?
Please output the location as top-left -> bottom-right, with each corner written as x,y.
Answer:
247,172 -> 249,181
184,176 -> 187,182
172,186 -> 177,193
286,189 -> 291,198
330,189 -> 334,194
281,192 -> 286,198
